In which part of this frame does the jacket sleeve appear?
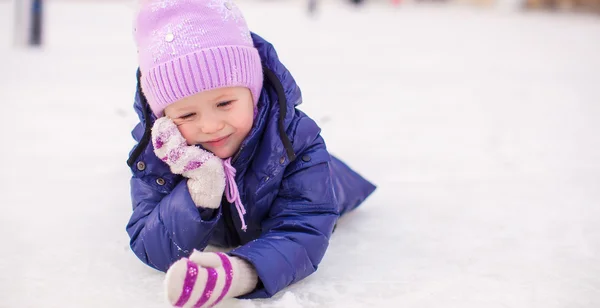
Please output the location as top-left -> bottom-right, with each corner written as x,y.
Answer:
230,133 -> 339,298
126,120 -> 222,272
127,177 -> 222,272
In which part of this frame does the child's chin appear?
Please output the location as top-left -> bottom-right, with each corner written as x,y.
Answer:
211,148 -> 234,159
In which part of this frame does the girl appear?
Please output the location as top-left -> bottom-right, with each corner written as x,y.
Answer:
126,0 -> 376,306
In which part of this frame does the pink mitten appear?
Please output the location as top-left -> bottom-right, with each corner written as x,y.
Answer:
164,250 -> 258,307
151,117 -> 225,209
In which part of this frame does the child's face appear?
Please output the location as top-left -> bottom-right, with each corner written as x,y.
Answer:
164,87 -> 254,159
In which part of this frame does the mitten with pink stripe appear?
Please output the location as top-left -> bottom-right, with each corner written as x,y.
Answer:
151,117 -> 225,209
164,250 -> 258,307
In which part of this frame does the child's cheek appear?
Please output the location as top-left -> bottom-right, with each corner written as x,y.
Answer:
177,124 -> 196,146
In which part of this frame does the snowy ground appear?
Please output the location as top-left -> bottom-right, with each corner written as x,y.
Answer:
1,1 -> 600,307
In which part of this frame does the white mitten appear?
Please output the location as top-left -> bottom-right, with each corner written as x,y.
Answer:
151,117 -> 225,209
164,250 -> 258,307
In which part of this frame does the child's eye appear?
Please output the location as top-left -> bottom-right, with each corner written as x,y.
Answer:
217,101 -> 233,108
180,113 -> 195,119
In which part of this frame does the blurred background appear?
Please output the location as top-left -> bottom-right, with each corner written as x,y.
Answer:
1,0 -> 599,307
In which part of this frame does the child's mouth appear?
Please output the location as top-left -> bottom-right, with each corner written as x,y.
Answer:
203,135 -> 230,148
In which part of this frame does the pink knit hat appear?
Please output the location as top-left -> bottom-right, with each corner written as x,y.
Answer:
134,0 -> 263,117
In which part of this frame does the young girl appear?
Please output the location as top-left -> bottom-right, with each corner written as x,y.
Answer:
126,0 -> 376,306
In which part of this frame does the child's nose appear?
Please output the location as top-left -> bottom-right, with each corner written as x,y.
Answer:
197,116 -> 224,134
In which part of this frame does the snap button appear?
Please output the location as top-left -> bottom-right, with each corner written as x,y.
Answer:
156,178 -> 166,186
136,161 -> 146,171
279,156 -> 285,164
164,33 -> 174,42
301,155 -> 311,162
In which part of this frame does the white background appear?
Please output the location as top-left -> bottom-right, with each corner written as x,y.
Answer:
1,1 -> 599,307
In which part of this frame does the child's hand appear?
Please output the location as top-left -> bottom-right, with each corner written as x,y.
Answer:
164,250 -> 258,308
151,117 -> 226,209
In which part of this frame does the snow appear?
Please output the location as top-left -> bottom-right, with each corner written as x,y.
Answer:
1,1 -> 600,307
